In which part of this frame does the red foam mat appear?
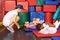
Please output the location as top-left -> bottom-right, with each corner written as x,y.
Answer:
33,30 -> 60,38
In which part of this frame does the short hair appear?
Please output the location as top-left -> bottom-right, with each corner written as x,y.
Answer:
36,24 -> 42,30
16,4 -> 24,9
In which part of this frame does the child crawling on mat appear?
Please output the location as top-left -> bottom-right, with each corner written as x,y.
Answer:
24,18 -> 44,29
36,20 -> 60,34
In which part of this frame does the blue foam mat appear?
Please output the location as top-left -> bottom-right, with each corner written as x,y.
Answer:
30,12 -> 44,22
24,28 -> 37,32
29,6 -> 35,12
45,1 -> 58,5
52,37 -> 60,40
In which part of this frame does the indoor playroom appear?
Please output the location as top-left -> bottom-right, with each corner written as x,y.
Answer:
0,0 -> 60,40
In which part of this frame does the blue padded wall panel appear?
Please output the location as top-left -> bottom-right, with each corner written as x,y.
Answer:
29,6 -> 35,12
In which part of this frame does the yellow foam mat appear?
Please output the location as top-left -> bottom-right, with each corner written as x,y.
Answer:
0,22 -> 3,27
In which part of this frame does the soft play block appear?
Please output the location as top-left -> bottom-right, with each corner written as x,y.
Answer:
52,37 -> 60,40
36,12 -> 44,20
45,12 -> 53,23
45,1 -> 58,5
24,29 -> 32,32
43,5 -> 56,12
18,12 -> 29,27
17,2 -> 28,12
27,0 -> 36,6
5,0 -> 15,1
36,0 -> 44,6
29,6 -> 35,12
5,1 -> 16,11
30,12 -> 36,22
59,0 -> 60,2
4,11 -> 8,15
58,5 -> 60,8
33,30 -> 60,38
0,10 -> 4,17
30,12 -> 44,22
37,12 -> 44,17
57,13 -> 60,19
17,0 -> 25,2
57,28 -> 60,30
24,28 -> 37,32
36,6 -> 42,12
53,8 -> 60,20
53,20 -> 56,23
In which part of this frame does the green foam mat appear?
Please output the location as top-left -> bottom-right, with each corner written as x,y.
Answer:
36,0 -> 44,6
18,12 -> 29,27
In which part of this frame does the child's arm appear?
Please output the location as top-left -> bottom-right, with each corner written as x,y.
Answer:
45,22 -> 55,27
10,14 -> 18,22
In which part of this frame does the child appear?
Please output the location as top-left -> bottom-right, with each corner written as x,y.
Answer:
37,20 -> 60,34
32,18 -> 44,24
24,21 -> 36,29
24,22 -> 30,28
3,4 -> 24,33
24,18 -> 44,29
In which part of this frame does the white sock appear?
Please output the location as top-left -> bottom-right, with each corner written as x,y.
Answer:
7,27 -> 14,33
54,20 -> 58,26
43,23 -> 47,27
54,21 -> 60,29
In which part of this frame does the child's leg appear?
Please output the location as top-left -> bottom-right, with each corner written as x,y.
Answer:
7,23 -> 15,33
45,22 -> 55,27
13,21 -> 20,29
7,16 -> 20,33
54,20 -> 60,29
13,16 -> 20,29
43,23 -> 47,27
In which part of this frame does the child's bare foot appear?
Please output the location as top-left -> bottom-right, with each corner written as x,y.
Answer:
18,26 -> 20,29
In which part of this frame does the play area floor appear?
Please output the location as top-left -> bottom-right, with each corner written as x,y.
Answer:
0,29 -> 52,40
0,30 -> 36,40
0,25 -> 60,40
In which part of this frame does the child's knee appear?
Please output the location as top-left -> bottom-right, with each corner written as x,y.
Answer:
16,16 -> 20,21
13,16 -> 20,22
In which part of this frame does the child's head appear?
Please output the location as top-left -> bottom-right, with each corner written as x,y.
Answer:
33,18 -> 40,21
16,4 -> 24,12
24,22 -> 30,28
36,24 -> 44,30
36,18 -> 40,21
33,18 -> 36,22
33,18 -> 40,24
